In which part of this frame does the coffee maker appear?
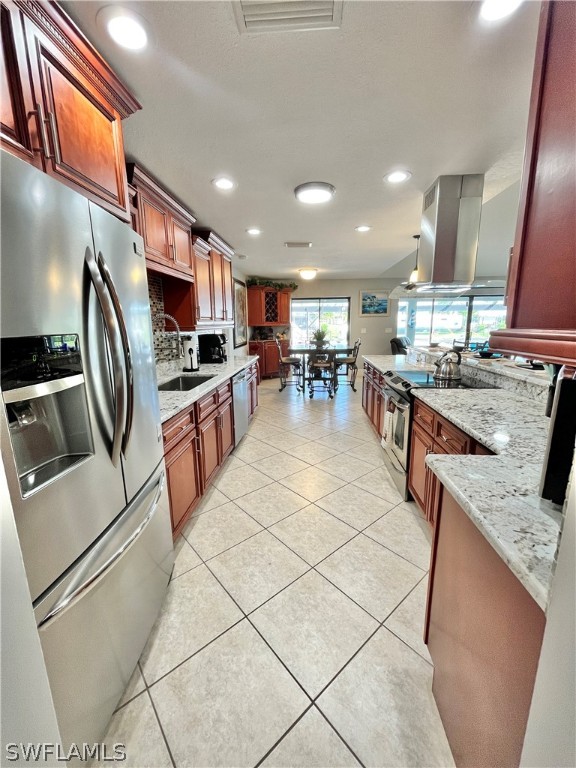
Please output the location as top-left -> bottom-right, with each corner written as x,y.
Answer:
198,333 -> 227,364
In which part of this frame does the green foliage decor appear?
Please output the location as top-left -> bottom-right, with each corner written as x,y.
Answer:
247,277 -> 298,290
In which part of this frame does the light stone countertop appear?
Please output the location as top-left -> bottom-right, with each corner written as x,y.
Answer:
362,355 -> 560,611
156,356 -> 258,424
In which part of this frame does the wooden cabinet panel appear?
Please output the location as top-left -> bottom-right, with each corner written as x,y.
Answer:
248,340 -> 286,378
247,286 -> 293,326
165,434 -> 201,535
219,397 -> 234,462
222,257 -> 233,323
129,164 -> 195,278
490,1 -> 576,365
248,369 -> 258,418
413,400 -> 435,434
194,243 -> 214,323
435,416 -> 471,455
1,0 -> 39,164
408,421 -> 433,512
426,489 -> 546,767
140,192 -> 170,264
162,407 -> 195,453
24,15 -> 129,219
198,412 -> 219,488
171,217 -> 193,274
196,389 -> 218,422
211,249 -> 224,322
277,289 -> 291,325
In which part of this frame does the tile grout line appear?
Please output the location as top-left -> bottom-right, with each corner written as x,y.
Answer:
145,687 -> 177,768
312,703 -> 367,768
252,704 -> 316,768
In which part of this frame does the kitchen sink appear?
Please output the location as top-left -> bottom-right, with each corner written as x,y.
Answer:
158,375 -> 215,392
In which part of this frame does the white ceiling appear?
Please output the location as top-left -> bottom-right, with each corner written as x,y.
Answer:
63,0 -> 540,280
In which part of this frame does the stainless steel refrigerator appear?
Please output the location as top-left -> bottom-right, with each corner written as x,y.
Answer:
0,152 -> 174,747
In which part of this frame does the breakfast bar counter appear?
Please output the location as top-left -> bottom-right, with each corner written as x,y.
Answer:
362,354 -> 562,612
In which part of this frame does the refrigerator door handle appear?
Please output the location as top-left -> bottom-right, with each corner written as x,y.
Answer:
85,247 -> 126,467
37,472 -> 166,631
97,251 -> 135,455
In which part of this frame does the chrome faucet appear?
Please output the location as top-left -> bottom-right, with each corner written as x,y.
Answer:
153,313 -> 183,359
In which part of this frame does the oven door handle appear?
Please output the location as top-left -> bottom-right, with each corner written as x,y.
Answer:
393,399 -> 410,413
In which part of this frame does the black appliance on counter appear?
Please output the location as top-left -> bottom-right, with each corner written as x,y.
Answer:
198,333 -> 228,364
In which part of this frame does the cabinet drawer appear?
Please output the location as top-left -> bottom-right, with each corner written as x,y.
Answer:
217,381 -> 232,402
196,390 -> 218,422
413,400 -> 435,435
435,417 -> 471,454
162,407 -> 195,452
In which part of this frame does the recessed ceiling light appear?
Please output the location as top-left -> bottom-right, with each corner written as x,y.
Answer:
246,228 -> 261,236
480,0 -> 524,21
385,170 -> 412,184
355,225 -> 371,232
212,177 -> 235,190
294,182 -> 335,204
97,7 -> 148,50
298,268 -> 318,280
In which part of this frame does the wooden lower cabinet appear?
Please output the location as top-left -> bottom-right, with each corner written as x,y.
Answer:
408,399 -> 492,526
426,488 -> 546,767
196,391 -> 234,488
162,406 -> 201,538
162,374 -> 250,539
248,340 -> 288,378
362,363 -> 383,435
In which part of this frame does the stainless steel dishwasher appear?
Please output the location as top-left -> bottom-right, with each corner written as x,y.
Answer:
232,370 -> 249,445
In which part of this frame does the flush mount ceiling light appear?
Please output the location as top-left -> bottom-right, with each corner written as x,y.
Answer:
96,6 -> 148,50
294,182 -> 335,205
246,227 -> 261,236
480,0 -> 524,21
385,170 -> 412,184
298,268 -> 318,280
355,225 -> 371,233
212,176 -> 235,191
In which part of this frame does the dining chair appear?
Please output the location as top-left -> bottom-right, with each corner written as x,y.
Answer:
334,339 -> 361,391
275,339 -> 302,392
305,348 -> 335,399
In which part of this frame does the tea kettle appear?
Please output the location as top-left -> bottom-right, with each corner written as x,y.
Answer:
433,351 -> 462,385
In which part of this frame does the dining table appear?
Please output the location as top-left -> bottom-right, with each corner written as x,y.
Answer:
287,347 -> 355,395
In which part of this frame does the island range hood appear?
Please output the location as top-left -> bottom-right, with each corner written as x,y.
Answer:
417,173 -> 484,290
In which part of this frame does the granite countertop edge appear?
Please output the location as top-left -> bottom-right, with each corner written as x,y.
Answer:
363,354 -> 560,612
156,356 -> 258,424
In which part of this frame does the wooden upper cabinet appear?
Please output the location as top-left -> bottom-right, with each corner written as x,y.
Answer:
247,286 -> 293,326
0,0 -> 39,165
193,230 -> 235,327
128,163 -> 196,279
0,2 -> 140,220
490,1 -> 576,365
193,237 -> 214,323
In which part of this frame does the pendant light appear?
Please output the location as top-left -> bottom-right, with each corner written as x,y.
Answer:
407,234 -> 420,287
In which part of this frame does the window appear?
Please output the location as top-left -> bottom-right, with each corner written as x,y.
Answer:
397,296 -> 506,348
291,298 -> 350,347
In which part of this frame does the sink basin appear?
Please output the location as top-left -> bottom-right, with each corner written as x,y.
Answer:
158,375 -> 215,392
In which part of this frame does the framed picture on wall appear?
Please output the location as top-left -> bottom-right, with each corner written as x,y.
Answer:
359,290 -> 389,316
233,279 -> 248,347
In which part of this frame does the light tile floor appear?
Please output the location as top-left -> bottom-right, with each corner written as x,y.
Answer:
96,376 -> 455,768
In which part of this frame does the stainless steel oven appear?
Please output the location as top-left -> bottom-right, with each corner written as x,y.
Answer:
381,381 -> 412,498
379,368 -> 470,499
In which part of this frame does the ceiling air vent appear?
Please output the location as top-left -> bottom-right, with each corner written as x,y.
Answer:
285,241 -> 312,248
233,1 -> 343,34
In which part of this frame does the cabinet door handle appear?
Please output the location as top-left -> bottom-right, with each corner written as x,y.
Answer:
30,103 -> 52,160
169,243 -> 175,260
440,434 -> 449,443
46,110 -> 62,165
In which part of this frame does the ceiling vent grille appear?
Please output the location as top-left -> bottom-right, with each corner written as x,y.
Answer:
284,241 -> 312,248
233,1 -> 343,34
